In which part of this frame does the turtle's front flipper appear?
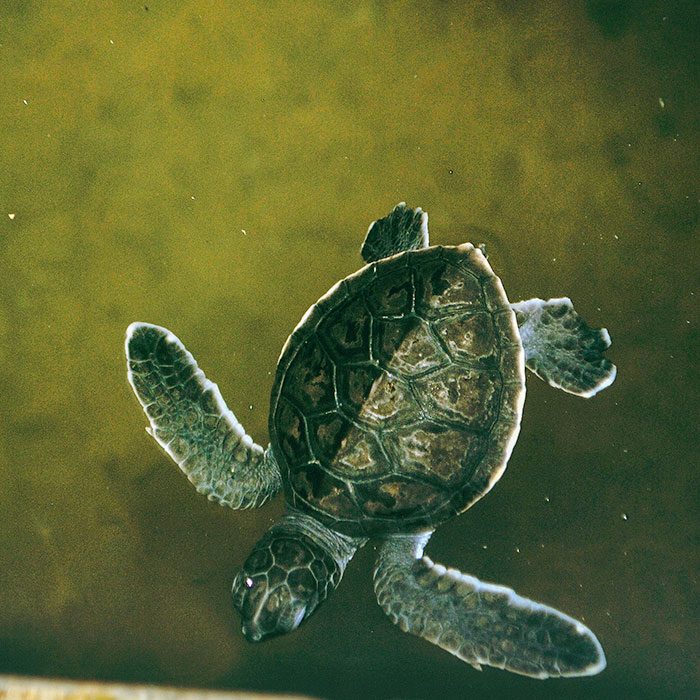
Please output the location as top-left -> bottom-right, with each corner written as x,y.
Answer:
374,534 -> 605,678
511,297 -> 616,397
125,322 -> 281,508
360,202 -> 429,263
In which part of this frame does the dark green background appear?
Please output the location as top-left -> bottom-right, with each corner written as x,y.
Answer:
1,2 -> 697,698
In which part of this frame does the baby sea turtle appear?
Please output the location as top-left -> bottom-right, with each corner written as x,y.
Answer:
125,203 -> 616,678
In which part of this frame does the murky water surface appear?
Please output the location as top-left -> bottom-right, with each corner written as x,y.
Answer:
1,2 -> 697,698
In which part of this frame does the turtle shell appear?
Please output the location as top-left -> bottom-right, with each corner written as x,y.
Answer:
269,244 -> 525,537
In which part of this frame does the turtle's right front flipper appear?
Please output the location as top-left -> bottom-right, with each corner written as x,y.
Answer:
374,534 -> 605,679
125,323 -> 281,509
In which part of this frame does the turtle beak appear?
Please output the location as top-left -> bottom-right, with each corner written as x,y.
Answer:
240,604 -> 269,642
241,623 -> 264,643
241,604 -> 308,642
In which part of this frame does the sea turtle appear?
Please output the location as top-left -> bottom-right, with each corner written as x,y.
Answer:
125,203 -> 616,678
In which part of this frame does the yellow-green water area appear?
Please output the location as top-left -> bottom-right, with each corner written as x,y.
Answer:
1,2 -> 697,699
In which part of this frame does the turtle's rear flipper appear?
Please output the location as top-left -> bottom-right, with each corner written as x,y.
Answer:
374,535 -> 606,678
125,323 -> 281,509
511,297 -> 616,397
360,202 -> 429,263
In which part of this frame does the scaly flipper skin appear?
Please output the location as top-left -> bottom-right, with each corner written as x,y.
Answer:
125,322 -> 281,508
360,202 -> 429,263
511,298 -> 616,397
373,534 -> 606,678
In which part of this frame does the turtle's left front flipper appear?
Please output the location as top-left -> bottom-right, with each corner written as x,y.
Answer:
125,322 -> 281,508
511,298 -> 616,397
374,535 -> 606,678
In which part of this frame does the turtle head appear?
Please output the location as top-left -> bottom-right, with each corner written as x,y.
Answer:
232,516 -> 352,642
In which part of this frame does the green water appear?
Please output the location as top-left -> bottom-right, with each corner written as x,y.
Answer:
1,2 -> 697,698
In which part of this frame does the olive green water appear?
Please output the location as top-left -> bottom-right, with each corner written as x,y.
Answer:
1,2 -> 698,698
